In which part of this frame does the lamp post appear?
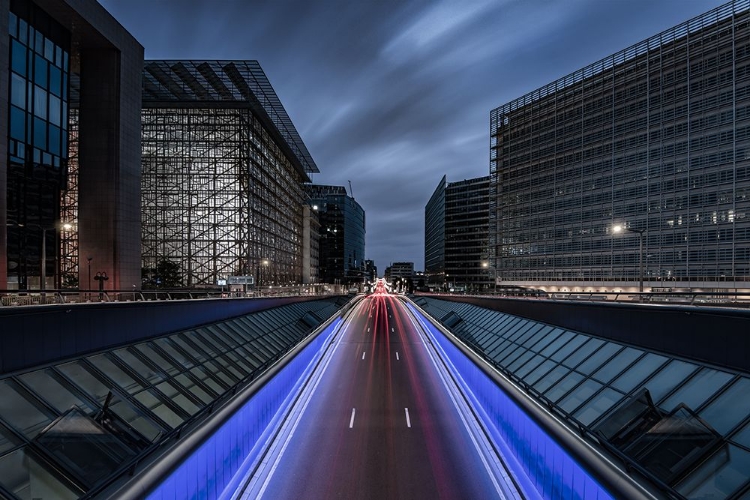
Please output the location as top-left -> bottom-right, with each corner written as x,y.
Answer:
613,224 -> 645,293
87,257 -> 92,300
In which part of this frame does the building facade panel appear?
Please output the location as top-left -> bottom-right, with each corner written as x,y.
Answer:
491,1 -> 750,292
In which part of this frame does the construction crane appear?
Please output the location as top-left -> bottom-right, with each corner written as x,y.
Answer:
348,180 -> 354,198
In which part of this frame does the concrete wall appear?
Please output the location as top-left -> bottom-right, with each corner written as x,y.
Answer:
421,295 -> 750,374
0,296 -> 337,375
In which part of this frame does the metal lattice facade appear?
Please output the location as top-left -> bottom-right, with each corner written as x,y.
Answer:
491,1 -> 750,291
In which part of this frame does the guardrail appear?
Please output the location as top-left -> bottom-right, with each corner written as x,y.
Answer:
431,290 -> 750,308
0,285 -> 349,307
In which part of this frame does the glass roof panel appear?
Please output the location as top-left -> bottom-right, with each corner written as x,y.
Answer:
676,445 -> 750,499
562,337 -> 605,369
544,371 -> 585,403
559,378 -> 604,414
18,369 -> 95,414
591,347 -> 641,384
611,353 -> 669,394
0,446 -> 81,499
0,381 -> 53,440
642,359 -> 699,402
574,387 -> 624,426
660,368 -> 734,411
534,365 -> 570,393
700,377 -> 750,435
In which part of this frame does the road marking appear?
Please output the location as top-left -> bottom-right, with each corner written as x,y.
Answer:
396,352 -> 400,361
349,408 -> 356,428
367,327 -> 370,332
391,327 -> 394,332
362,352 -> 365,360
404,408 -> 411,428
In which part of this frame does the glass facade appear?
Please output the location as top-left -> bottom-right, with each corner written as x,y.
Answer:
307,185 -> 366,285
424,175 -> 490,291
6,1 -> 70,289
445,176 -> 490,291
416,296 -> 750,499
0,298 -> 344,499
424,176 -> 446,284
490,1 -> 750,290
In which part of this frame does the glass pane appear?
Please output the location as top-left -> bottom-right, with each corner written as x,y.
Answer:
0,446 -> 80,499
155,382 -> 201,416
56,361 -> 111,404
11,73 -> 26,109
676,445 -> 750,499
574,388 -> 624,426
49,65 -> 61,97
550,334 -> 587,362
0,421 -> 21,454
0,380 -> 53,440
18,369 -> 94,414
33,116 -> 46,149
189,366 -> 225,394
611,352 -> 668,394
11,40 -> 26,76
133,390 -> 183,429
33,86 -> 46,119
48,124 -> 60,156
87,354 -> 143,395
34,54 -> 47,87
559,379 -> 604,414
107,398 -> 162,442
562,338 -> 604,369
515,354 -> 545,379
524,359 -> 557,386
575,342 -> 620,375
644,359 -> 698,402
175,374 -> 213,404
533,365 -> 569,394
155,338 -> 196,369
135,344 -> 182,376
113,348 -> 165,385
591,347 -> 641,384
10,105 -> 26,141
48,94 -> 60,126
173,334 -> 207,363
661,368 -> 734,411
701,378 -> 750,435
544,371 -> 585,403
540,330 -> 573,357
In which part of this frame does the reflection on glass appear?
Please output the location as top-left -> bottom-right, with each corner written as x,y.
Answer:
0,380 -> 53,439
660,368 -> 734,411
699,377 -> 750,435
18,369 -> 94,414
0,446 -> 80,499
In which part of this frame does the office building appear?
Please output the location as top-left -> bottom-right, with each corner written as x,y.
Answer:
62,60 -> 318,289
306,184 -> 365,285
302,204 -> 320,284
389,261 -> 414,282
491,1 -> 750,293
2,0 -> 143,290
426,175 -> 491,292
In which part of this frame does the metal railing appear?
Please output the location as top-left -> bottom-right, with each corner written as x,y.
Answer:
0,285 -> 349,307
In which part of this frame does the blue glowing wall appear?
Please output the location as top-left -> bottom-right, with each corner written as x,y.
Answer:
146,318 -> 342,500
408,304 -> 612,500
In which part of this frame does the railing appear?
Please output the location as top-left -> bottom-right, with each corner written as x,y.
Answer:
424,290 -> 750,309
0,285 -> 349,307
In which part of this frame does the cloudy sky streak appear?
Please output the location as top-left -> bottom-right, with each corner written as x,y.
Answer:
100,0 -> 724,272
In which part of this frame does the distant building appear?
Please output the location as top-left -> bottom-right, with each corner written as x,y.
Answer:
303,204 -> 321,284
364,259 -> 377,282
307,185 -> 366,284
2,0 -> 143,290
389,261 -> 414,282
425,175 -> 491,292
491,2 -> 750,293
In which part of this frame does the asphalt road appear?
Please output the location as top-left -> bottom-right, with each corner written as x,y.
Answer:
237,291 -> 516,499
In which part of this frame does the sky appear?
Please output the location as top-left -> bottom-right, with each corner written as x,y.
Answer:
99,0 -> 725,273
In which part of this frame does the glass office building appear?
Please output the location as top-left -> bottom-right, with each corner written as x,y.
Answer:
140,61 -> 317,287
426,175 -> 491,291
306,185 -> 366,285
491,1 -> 750,292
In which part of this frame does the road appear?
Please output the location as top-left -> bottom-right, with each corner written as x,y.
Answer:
235,289 -> 521,499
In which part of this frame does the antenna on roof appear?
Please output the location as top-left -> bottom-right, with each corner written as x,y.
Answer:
348,180 -> 354,198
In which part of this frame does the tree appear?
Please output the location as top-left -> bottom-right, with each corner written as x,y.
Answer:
142,259 -> 183,288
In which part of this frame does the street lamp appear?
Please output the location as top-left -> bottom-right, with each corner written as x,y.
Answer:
613,224 -> 645,293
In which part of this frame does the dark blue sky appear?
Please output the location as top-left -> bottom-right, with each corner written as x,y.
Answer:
99,0 -> 724,273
